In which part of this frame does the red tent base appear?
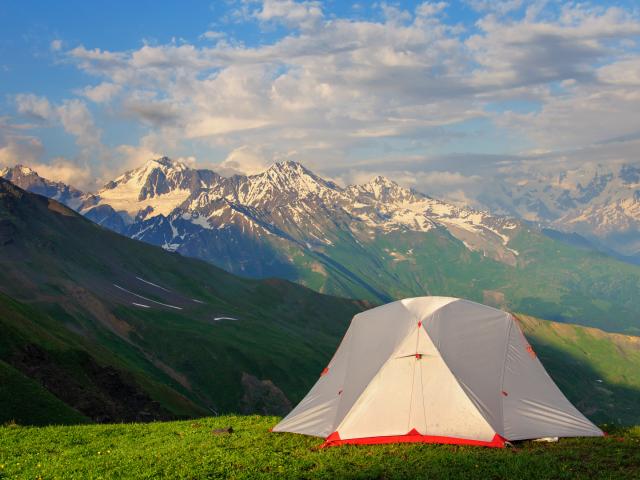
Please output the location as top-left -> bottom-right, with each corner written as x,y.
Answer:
320,430 -> 505,448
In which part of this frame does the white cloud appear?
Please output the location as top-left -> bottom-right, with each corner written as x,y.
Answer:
497,54 -> 640,149
50,39 -> 63,51
255,0 -> 323,30
0,121 -> 95,190
216,145 -> 275,176
0,135 -> 44,167
81,82 -> 121,103
416,2 -> 448,18
15,94 -> 53,121
9,1 -> 640,188
465,0 -> 523,16
200,30 -> 226,41
56,99 -> 104,157
30,157 -> 93,188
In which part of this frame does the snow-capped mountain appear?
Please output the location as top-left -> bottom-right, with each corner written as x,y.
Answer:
1,157 -> 522,298
6,156 -> 640,328
0,165 -> 85,210
82,158 -> 519,262
477,163 -> 640,259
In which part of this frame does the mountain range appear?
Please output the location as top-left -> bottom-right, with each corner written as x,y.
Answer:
475,162 -> 640,262
3,159 -> 640,334
1,178 -> 640,427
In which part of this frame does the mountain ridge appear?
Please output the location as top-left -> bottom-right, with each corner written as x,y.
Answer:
4,159 -> 640,334
476,162 -> 640,261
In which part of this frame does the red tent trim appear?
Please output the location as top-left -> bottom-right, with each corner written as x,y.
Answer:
320,430 -> 505,448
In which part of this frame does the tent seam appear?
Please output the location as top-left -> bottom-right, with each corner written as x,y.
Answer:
498,315 -> 514,437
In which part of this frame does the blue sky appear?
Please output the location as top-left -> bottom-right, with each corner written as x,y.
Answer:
1,1 -> 640,195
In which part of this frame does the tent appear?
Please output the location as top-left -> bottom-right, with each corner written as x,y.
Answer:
273,296 -> 603,447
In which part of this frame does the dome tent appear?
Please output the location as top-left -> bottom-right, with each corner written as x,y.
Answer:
273,297 -> 602,447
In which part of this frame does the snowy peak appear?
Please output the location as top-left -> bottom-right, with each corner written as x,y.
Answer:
260,161 -> 334,191
1,164 -> 40,181
235,161 -> 339,206
102,157 -> 190,194
0,164 -> 85,209
351,175 -> 423,204
94,157 -> 218,220
476,162 -> 640,257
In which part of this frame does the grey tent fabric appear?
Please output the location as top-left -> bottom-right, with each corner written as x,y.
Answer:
273,297 -> 603,446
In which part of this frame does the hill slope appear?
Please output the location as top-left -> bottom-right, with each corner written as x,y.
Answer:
0,178 -> 365,423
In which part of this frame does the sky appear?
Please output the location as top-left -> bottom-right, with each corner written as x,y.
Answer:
1,0 -> 640,198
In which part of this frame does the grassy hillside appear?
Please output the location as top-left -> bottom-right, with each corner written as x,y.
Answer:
0,360 -> 89,426
0,416 -> 638,479
292,227 -> 640,334
517,315 -> 640,425
0,178 -> 365,423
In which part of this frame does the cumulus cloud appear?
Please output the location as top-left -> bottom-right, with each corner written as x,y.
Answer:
56,100 -> 102,151
15,94 -> 54,121
0,135 -> 44,167
254,0 -> 323,30
30,158 -> 93,188
200,30 -> 226,41
80,82 -> 121,103
0,119 -> 95,189
8,1 -> 640,191
216,146 -> 275,176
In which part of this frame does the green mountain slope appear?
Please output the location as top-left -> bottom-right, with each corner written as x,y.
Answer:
0,359 -> 89,426
299,226 -> 640,334
1,178 -> 639,427
0,178 -> 365,423
516,315 -> 640,425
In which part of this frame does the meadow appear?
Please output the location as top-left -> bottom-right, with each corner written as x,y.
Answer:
1,416 -> 638,479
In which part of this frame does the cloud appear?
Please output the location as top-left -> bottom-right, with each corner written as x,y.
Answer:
9,1 -> 640,191
0,120 -> 95,189
0,135 -> 44,167
56,99 -> 104,156
200,30 -> 226,41
81,82 -> 121,103
254,0 -> 323,30
496,55 -> 640,149
50,39 -> 63,51
29,157 -> 93,188
465,0 -> 523,16
216,145 -> 275,176
15,94 -> 53,121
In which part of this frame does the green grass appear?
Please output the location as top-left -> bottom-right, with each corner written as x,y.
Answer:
0,360 -> 89,426
0,416 -> 638,479
0,180 -> 364,422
